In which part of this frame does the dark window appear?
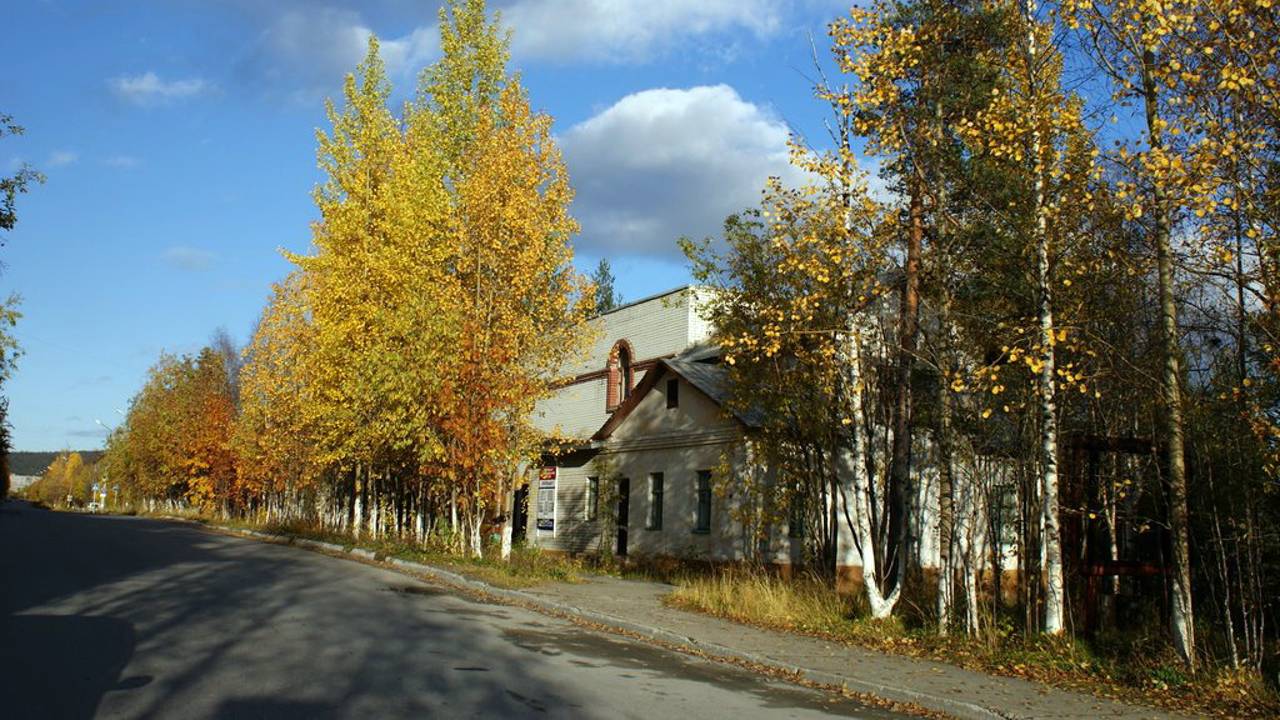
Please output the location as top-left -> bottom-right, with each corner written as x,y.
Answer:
788,488 -> 805,538
586,477 -> 599,521
606,341 -> 635,411
647,472 -> 663,530
694,470 -> 712,533
666,378 -> 679,408
619,346 -> 633,400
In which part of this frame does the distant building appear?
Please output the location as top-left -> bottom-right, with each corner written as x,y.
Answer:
8,475 -> 41,492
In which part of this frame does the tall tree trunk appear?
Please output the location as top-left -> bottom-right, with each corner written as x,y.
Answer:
353,464 -> 364,540
841,332 -> 903,618
888,177 -> 924,593
1023,0 -> 1065,635
1141,45 -> 1196,670
500,475 -> 514,561
936,313 -> 956,634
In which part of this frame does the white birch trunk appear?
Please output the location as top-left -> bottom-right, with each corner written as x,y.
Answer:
469,507 -> 484,557
353,467 -> 364,541
841,332 -> 901,619
1024,0 -> 1065,635
499,479 -> 513,561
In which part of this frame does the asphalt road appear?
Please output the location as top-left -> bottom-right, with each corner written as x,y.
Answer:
0,501 -> 906,719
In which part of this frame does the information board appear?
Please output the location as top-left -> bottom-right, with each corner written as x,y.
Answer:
536,473 -> 556,532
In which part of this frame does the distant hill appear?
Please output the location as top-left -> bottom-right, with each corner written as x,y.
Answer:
8,451 -> 105,476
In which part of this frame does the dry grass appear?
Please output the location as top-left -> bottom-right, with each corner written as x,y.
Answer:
239,519 -> 589,588
667,567 -> 1280,720
668,567 -> 890,639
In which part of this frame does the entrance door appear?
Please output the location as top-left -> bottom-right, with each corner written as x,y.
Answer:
511,485 -> 528,544
616,478 -> 630,557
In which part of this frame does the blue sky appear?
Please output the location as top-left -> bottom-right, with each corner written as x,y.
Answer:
3,0 -> 854,450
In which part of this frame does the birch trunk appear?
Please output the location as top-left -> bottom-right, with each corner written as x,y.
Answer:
840,332 -> 902,619
469,506 -> 484,557
499,478 -> 513,561
1141,42 -> 1195,670
353,465 -> 364,540
1020,0 -> 1064,635
935,308 -> 957,634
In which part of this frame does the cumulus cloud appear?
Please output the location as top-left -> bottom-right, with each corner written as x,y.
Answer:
239,0 -> 809,100
110,72 -> 209,105
249,7 -> 437,100
162,245 -> 216,271
47,150 -> 78,167
503,0 -> 784,62
560,84 -> 806,258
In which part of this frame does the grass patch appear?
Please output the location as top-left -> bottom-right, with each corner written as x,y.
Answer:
221,518 -> 587,589
667,567 -> 1279,720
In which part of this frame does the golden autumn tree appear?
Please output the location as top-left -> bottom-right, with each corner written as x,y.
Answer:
684,170 -> 892,604
234,272 -> 322,524
1059,0 -> 1210,668
417,0 -> 592,558
290,36 -> 459,539
949,0 -> 1105,636
1153,0 -> 1279,672
101,349 -> 237,514
180,348 -> 238,515
823,0 -> 1021,620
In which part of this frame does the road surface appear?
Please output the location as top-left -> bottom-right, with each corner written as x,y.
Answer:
0,501 -> 905,719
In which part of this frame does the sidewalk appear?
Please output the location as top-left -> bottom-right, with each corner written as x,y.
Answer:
517,576 -> 1192,720
212,524 -> 1195,720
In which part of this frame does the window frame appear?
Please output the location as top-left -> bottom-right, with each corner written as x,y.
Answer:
647,472 -> 664,530
586,476 -> 599,522
693,470 -> 712,534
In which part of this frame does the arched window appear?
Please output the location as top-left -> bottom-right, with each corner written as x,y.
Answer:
606,340 -> 635,411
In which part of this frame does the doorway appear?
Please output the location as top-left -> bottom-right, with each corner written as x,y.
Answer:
511,485 -> 528,544
616,477 -> 630,557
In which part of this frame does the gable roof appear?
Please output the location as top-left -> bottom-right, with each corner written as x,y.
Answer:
591,348 -> 763,441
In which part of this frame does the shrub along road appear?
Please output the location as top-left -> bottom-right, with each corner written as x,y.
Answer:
0,501 -> 905,719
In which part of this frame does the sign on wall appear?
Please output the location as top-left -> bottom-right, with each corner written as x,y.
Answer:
536,469 -> 556,532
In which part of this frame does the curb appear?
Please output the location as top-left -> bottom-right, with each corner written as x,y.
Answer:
191,521 -> 1012,720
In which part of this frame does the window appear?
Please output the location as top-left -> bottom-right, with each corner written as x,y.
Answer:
606,340 -> 635,411
586,477 -> 599,521
666,378 -> 679,409
788,488 -> 805,538
694,470 -> 712,533
647,472 -> 664,530
621,348 -> 633,400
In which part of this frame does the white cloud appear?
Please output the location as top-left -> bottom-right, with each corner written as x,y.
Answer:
104,155 -> 140,168
243,0 -> 803,100
560,84 -> 806,258
162,245 -> 216,271
47,150 -> 78,167
110,72 -> 209,105
252,7 -> 438,99
502,0 -> 784,63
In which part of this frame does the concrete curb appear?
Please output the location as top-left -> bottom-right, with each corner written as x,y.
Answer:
189,522 -> 1016,720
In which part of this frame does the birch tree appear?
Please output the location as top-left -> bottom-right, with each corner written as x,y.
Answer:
418,0 -> 592,557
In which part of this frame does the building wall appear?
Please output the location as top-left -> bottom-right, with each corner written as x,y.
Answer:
529,372 -> 803,564
532,287 -> 713,440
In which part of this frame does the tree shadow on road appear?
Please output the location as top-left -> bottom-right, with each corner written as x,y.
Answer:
0,614 -> 148,720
